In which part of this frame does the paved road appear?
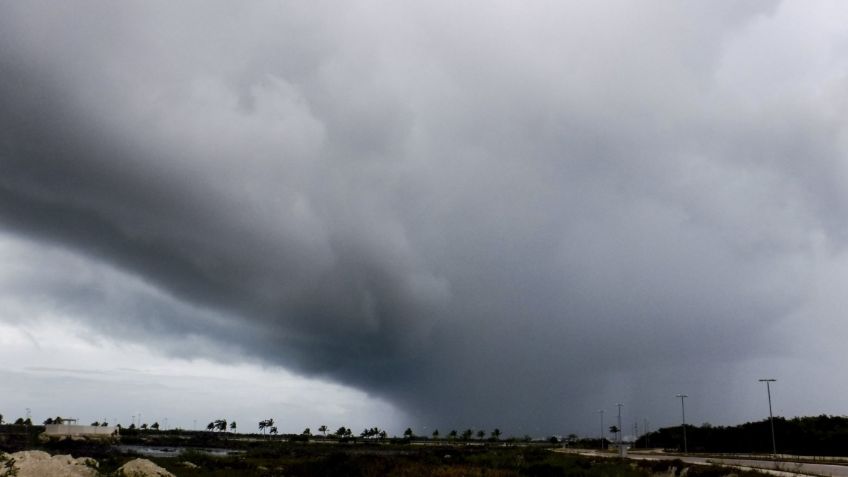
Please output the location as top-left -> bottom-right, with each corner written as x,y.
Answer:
559,450 -> 848,477
632,453 -> 848,477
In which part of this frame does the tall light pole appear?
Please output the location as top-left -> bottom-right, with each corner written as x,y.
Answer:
676,394 -> 688,453
598,410 -> 605,450
616,403 -> 623,446
759,379 -> 777,456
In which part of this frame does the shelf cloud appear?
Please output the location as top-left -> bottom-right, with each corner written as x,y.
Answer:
3,1 -> 848,433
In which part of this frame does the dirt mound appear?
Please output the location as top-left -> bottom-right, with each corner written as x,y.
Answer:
0,450 -> 98,476
116,458 -> 175,476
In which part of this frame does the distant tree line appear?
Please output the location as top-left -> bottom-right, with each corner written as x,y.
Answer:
5,410 -> 565,447
636,415 -> 848,455
247,421 -> 511,443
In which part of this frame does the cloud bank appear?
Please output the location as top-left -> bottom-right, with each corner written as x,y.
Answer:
3,1 -> 848,433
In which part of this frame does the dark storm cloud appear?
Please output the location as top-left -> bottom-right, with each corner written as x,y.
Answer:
2,1 -> 846,433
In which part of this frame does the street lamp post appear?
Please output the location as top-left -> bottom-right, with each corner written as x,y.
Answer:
598,410 -> 605,450
616,404 -> 623,447
759,379 -> 777,456
676,394 -> 688,453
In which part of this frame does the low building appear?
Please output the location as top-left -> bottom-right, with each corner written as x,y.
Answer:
43,424 -> 118,438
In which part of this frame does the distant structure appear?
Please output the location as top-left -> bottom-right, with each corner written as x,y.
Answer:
43,419 -> 118,439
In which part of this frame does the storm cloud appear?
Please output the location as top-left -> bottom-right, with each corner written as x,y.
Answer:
3,1 -> 848,434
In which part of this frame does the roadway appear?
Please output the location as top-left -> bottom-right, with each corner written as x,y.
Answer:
556,449 -> 848,477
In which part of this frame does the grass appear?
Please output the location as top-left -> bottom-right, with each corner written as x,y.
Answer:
142,445 -> 756,477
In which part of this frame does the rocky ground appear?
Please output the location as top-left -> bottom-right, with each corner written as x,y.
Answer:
0,451 -> 174,477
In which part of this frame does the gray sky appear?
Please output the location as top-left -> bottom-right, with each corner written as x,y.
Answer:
2,1 -> 848,437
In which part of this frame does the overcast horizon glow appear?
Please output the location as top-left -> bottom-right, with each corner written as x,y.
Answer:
3,1 -> 848,437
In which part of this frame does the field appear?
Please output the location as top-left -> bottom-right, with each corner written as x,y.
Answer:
0,428 -> 770,477
87,445 -> 754,476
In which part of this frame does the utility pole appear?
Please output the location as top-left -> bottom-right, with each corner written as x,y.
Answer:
644,418 -> 649,448
616,404 -> 623,447
676,394 -> 688,453
759,379 -> 777,456
598,410 -> 605,450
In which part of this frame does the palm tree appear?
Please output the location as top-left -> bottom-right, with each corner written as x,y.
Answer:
269,426 -> 278,436
259,418 -> 274,436
477,430 -> 485,440
207,422 -> 215,431
215,419 -> 227,432
336,426 -> 347,438
140,423 -> 148,430
491,428 -> 501,440
403,428 -> 414,439
448,429 -> 458,440
609,425 -> 620,443
318,425 -> 328,438
461,429 -> 473,441
432,429 -> 440,440
302,427 -> 311,437
151,422 -> 160,430
230,421 -> 237,433
361,427 -> 385,439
